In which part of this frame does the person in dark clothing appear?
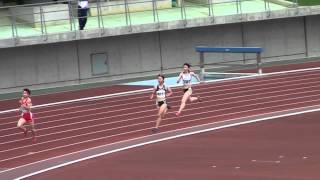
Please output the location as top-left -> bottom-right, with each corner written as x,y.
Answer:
78,0 -> 88,30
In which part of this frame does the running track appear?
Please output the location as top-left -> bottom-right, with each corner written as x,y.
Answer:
0,61 -> 320,179
30,111 -> 320,180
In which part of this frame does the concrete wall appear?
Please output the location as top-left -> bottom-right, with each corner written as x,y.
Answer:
160,23 -> 244,69
0,15 -> 319,92
0,42 -> 79,92
10,6 -> 35,25
24,0 -> 52,4
77,33 -> 162,80
10,4 -> 70,28
243,17 -> 306,61
90,0 -> 172,16
266,0 -> 297,7
305,15 -> 320,57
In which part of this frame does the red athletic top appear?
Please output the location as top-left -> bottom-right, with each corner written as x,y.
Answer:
21,98 -> 29,105
20,98 -> 33,121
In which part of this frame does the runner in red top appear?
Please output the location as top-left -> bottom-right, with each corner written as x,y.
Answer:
17,88 -> 36,143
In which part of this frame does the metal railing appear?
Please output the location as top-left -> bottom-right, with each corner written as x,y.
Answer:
0,0 -> 300,41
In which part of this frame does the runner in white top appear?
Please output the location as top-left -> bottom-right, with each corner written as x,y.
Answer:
150,74 -> 173,133
176,63 -> 202,116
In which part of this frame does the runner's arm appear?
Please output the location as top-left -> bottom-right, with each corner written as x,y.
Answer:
176,73 -> 183,84
150,87 -> 157,99
167,87 -> 173,97
191,72 -> 201,82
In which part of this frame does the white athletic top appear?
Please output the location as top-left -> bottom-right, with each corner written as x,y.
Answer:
78,1 -> 89,8
155,84 -> 168,102
182,73 -> 192,89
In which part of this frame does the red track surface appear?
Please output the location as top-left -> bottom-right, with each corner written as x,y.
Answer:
0,85 -> 148,111
239,60 -> 320,73
0,61 -> 320,178
30,111 -> 320,180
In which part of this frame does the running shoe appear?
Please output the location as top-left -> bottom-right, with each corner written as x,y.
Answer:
23,129 -> 28,137
198,96 -> 202,102
151,128 -> 159,133
32,137 -> 37,144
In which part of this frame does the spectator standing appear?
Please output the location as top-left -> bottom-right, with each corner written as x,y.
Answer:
78,0 -> 89,30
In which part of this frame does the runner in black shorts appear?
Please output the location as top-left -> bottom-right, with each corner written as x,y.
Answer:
176,63 -> 202,116
150,74 -> 173,133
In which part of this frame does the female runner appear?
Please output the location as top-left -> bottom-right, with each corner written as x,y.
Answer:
17,88 -> 36,143
176,63 -> 202,116
150,74 -> 173,133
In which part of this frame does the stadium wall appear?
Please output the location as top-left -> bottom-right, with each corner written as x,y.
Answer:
0,15 -> 319,93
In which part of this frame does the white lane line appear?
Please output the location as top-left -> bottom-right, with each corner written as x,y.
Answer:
1,75 -> 319,128
1,104 -> 319,171
0,69 -> 319,128
0,82 -> 319,140
3,86 -> 319,145
1,67 -> 319,116
251,160 -> 281,164
1,80 -> 320,136
12,106 -> 320,180
1,86 -> 320,146
0,88 -> 154,115
1,85 -> 320,143
1,71 -> 318,123
0,168 -> 10,173
1,96 -> 320,161
206,72 -> 256,75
